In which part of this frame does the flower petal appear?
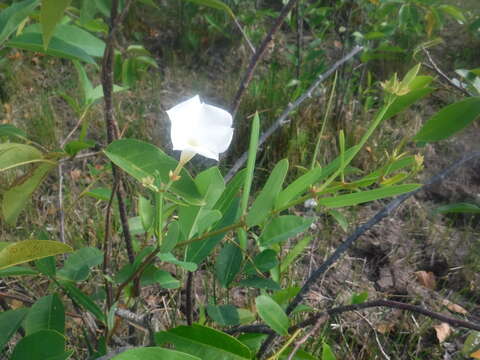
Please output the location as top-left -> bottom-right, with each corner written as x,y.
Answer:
167,95 -> 202,149
200,103 -> 233,128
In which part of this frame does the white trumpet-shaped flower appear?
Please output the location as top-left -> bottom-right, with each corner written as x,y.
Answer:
166,95 -> 234,163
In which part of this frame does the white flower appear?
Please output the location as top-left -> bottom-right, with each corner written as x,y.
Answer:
166,95 -> 234,162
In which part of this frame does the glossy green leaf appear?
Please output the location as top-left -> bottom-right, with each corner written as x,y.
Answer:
155,324 -> 251,359
259,216 -> 314,246
25,294 -> 65,335
318,184 -> 420,208
0,143 -> 43,171
215,242 -> 242,288
112,347 -> 200,360
195,167 -> 225,208
79,0 -> 97,24
7,32 -> 95,64
61,281 -> 105,323
0,0 -> 38,45
206,304 -> 240,326
237,333 -> 268,354
255,295 -> 289,336
40,0 -> 72,49
245,249 -> 278,275
162,221 -> 180,253
25,23 -> 105,58
239,276 -> 280,290
0,265 -> 38,277
139,195 -> 154,232
434,202 -> 480,214
64,140 -> 95,157
414,97 -> 480,142
271,287 -> 300,307
279,235 -> 313,274
57,247 -> 103,282
247,159 -> 289,227
0,308 -> 29,351
11,330 -> 70,360
0,240 -> 72,270
104,139 -> 201,202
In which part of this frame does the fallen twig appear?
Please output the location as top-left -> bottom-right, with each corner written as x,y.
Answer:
225,45 -> 363,181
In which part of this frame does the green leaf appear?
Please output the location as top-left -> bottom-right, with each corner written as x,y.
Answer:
162,221 -> 180,253
247,159 -> 289,227
279,235 -> 313,274
79,0 -> 97,25
240,113 -> 260,218
318,184 -> 420,208
0,308 -> 29,351
461,331 -> 480,357
271,287 -> 300,307
0,240 -> 72,270
279,348 -> 317,359
64,140 -> 95,156
60,281 -> 105,322
40,0 -> 72,49
237,333 -> 268,354
259,216 -> 314,246
11,330 -> 69,360
255,295 -> 289,336
155,324 -> 251,360
35,256 -> 56,277
215,242 -> 242,288
206,304 -> 240,326
351,291 -> 369,305
245,249 -> 278,275
183,0 -> 235,18
215,169 -> 245,214
141,266 -> 180,289
381,87 -> 434,121
328,210 -> 348,232
438,5 -> 466,23
57,247 -> 103,282
104,139 -> 201,203
25,294 -> 65,335
0,124 -> 27,140
0,0 -> 38,45
322,342 -> 336,360
239,276 -> 280,290
185,199 -> 240,264
25,23 -> 105,58
195,167 -> 225,208
112,347 -> 201,360
414,97 -> 480,142
0,265 -> 38,277
139,195 -> 154,232
157,253 -> 197,272
85,187 -> 111,201
434,202 -> 480,214
0,143 -> 43,171
3,162 -> 55,226
7,32 -> 95,64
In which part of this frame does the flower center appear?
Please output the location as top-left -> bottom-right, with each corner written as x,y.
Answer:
187,138 -> 199,147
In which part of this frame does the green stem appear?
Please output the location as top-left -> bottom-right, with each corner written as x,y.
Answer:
176,221 -> 245,248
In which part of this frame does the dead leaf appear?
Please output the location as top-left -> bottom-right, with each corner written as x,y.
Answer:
376,322 -> 395,334
415,270 -> 436,290
434,323 -> 451,343
442,299 -> 468,315
470,349 -> 480,359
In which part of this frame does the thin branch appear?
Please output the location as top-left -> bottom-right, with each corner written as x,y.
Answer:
103,181 -> 119,309
185,272 -> 194,325
101,0 -> 135,264
230,0 -> 300,118
57,163 -> 66,245
229,299 -> 480,336
225,45 -> 363,181
257,150 -> 480,356
422,47 -> 472,97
